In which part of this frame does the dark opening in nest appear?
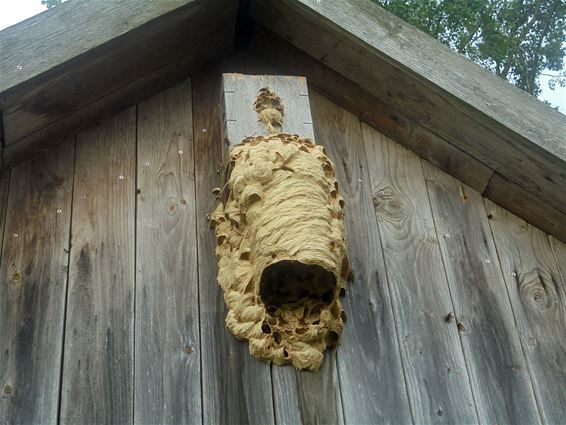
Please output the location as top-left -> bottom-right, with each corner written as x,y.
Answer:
260,260 -> 336,307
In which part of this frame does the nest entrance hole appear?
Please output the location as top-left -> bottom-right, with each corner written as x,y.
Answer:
260,260 -> 336,308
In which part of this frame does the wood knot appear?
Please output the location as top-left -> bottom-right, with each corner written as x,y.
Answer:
3,384 -> 13,395
373,186 -> 410,223
517,268 -> 558,312
254,87 -> 284,134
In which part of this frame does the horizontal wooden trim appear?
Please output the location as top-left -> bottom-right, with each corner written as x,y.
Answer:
484,173 -> 566,242
0,0 -> 237,160
249,26 -> 494,194
249,0 -> 566,215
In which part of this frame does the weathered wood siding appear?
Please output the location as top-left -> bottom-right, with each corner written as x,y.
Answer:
0,53 -> 564,425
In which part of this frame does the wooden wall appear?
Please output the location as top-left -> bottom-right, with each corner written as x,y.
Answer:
0,52 -> 565,425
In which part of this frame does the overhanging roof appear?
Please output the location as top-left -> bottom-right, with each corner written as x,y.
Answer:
0,0 -> 564,241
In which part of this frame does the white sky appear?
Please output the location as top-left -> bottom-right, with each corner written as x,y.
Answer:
0,0 -> 565,113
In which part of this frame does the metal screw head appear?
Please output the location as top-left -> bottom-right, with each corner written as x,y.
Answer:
485,258 -> 491,263
202,128 -> 207,133
445,233 -> 451,238
56,209 -> 62,214
80,194 -> 86,200
316,0 -> 321,3
178,149 -> 184,155
512,272 -> 517,277
16,65 -> 22,70
119,175 -> 124,180
357,178 -> 362,182
144,161 -> 150,167
13,233 -> 18,238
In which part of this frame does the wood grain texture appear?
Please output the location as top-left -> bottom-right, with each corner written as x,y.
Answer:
249,0 -> 566,216
135,80 -> 201,424
222,73 -> 314,146
249,26 -> 493,194
310,92 -> 412,425
484,173 -> 566,243
59,108 -> 136,424
485,200 -> 566,425
0,140 -> 74,424
423,162 -> 541,424
0,169 -> 9,244
2,36 -> 231,169
362,125 -> 477,424
239,51 -> 347,425
551,237 -> 566,287
0,0 -> 193,91
192,56 -> 275,425
1,0 -> 237,149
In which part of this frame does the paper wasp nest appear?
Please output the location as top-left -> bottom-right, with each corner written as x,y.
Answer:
210,89 -> 349,371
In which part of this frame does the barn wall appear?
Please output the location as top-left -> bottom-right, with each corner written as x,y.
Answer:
1,51 -> 565,425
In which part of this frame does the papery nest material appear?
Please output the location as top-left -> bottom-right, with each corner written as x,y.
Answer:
210,132 -> 350,371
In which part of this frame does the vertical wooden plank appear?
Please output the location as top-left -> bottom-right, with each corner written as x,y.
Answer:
0,140 -> 74,424
309,92 -> 412,424
362,125 -> 477,424
0,169 -> 9,247
485,200 -> 566,424
423,162 -> 541,424
60,108 -> 136,424
135,80 -> 201,423
193,56 -> 275,425
240,53 -> 347,425
222,73 -> 314,146
551,237 -> 566,285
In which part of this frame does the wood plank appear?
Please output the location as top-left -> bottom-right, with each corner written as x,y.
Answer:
551,237 -> 566,287
239,52 -> 347,425
485,200 -> 566,424
0,169 -> 9,245
0,140 -> 74,424
249,27 -> 493,194
59,108 -> 136,424
271,354 -> 344,425
484,173 -> 566,243
222,73 -> 314,146
135,80 -> 201,423
309,92 -> 412,424
423,162 -> 541,424
0,0 -> 237,148
362,125 -> 477,423
2,33 -> 231,169
192,56 -> 275,425
249,0 -> 566,216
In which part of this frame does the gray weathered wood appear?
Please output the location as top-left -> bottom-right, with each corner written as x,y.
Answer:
0,140 -> 74,424
485,200 -> 566,424
484,173 -> 566,242
222,73 -> 314,147
249,26 -> 494,194
0,169 -> 9,243
423,162 -> 541,424
59,108 -> 136,424
0,0 -> 237,154
2,36 -> 230,169
271,353 -> 344,425
310,92 -> 412,425
239,53 -> 347,425
193,56 -> 275,425
135,80 -> 201,423
551,237 -> 566,287
362,125 -> 477,423
249,0 -> 566,218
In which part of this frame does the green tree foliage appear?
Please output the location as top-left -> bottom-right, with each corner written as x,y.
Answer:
41,0 -> 62,9
374,0 -> 566,96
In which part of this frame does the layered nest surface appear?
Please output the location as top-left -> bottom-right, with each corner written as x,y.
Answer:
210,133 -> 349,371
